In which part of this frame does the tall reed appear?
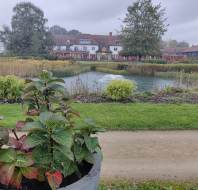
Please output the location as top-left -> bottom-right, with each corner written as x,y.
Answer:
0,57 -> 72,77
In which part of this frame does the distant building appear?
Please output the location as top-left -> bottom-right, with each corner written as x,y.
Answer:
160,47 -> 187,62
0,41 -> 5,54
181,46 -> 198,58
52,32 -> 123,61
161,47 -> 185,56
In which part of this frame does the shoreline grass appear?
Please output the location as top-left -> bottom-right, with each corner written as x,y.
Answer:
1,103 -> 198,130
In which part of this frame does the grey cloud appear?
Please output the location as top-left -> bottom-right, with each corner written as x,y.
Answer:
0,0 -> 198,44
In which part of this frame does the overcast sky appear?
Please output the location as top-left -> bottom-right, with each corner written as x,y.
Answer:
0,0 -> 197,45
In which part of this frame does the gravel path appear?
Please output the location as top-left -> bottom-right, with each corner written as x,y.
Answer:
99,131 -> 198,182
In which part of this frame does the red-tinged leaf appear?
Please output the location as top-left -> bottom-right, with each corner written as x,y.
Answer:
9,169 -> 22,189
46,171 -> 63,190
16,121 -> 26,131
9,135 -> 27,150
26,109 -> 39,116
21,167 -> 39,180
37,168 -> 46,182
0,164 -> 15,186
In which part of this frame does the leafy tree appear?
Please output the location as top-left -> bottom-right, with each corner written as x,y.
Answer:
67,29 -> 81,35
0,2 -> 53,56
121,0 -> 168,59
49,25 -> 81,36
177,41 -> 189,48
50,25 -> 67,35
160,40 -> 189,49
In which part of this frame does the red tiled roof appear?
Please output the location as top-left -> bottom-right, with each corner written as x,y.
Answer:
182,46 -> 198,53
53,33 -> 121,47
161,48 -> 186,55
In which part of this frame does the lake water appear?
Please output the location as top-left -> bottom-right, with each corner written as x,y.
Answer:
63,72 -> 177,93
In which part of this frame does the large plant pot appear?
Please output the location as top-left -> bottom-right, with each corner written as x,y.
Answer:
59,153 -> 102,190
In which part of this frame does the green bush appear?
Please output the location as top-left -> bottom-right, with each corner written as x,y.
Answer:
142,59 -> 167,64
161,86 -> 187,95
105,80 -> 136,100
0,75 -> 25,100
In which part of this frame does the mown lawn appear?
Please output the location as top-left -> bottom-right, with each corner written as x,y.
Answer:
99,181 -> 198,190
0,103 -> 198,130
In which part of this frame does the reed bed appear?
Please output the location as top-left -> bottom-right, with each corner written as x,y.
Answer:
0,57 -> 72,77
156,71 -> 198,89
127,63 -> 198,75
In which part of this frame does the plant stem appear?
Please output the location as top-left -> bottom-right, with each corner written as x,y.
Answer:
12,129 -> 19,140
49,128 -> 54,170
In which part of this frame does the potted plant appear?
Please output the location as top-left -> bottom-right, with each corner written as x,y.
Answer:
0,70 -> 103,190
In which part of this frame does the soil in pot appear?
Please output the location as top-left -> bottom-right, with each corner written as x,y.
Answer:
0,161 -> 92,190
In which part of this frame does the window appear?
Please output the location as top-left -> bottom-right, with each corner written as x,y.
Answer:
83,46 -> 87,51
80,39 -> 91,45
114,47 -> 118,51
74,47 -> 78,51
92,47 -> 96,50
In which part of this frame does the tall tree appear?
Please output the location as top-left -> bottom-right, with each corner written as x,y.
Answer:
0,2 -> 53,56
67,29 -> 81,35
121,0 -> 168,59
50,25 -> 67,35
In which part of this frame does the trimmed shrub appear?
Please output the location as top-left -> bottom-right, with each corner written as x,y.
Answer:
105,80 -> 136,100
0,75 -> 25,101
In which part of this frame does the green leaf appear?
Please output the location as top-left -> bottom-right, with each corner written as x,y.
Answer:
48,78 -> 65,84
73,144 -> 89,163
22,121 -> 45,131
24,133 -> 47,148
47,83 -> 65,94
84,153 -> 95,164
34,81 -> 45,92
84,136 -> 99,153
52,129 -> 73,148
0,149 -> 16,163
62,161 -> 77,177
54,144 -> 74,161
15,152 -> 34,167
39,112 -> 53,125
32,146 -> 52,167
45,114 -> 66,129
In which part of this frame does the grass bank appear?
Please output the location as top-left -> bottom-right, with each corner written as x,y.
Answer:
1,103 -> 198,130
99,181 -> 198,190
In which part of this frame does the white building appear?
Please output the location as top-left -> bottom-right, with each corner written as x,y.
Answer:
0,41 -> 5,54
70,44 -> 99,55
52,32 -> 123,60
